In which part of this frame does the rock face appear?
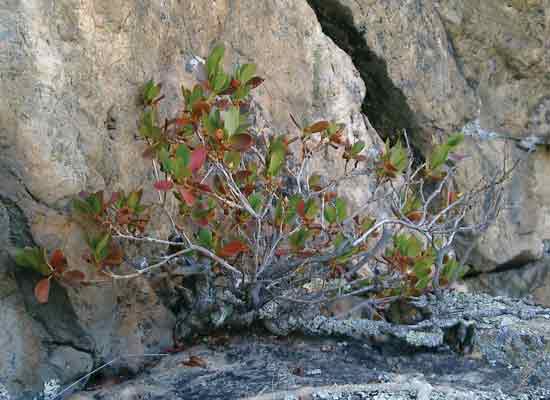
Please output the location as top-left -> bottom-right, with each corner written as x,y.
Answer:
309,0 -> 550,277
1,0 -> 549,397
0,0 -> 377,395
65,293 -> 550,399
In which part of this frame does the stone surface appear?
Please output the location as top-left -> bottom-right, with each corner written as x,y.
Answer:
60,293 -> 550,400
0,0 -> 379,394
309,0 -> 550,274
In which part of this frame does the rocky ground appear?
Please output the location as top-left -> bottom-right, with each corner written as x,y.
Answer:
62,292 -> 550,399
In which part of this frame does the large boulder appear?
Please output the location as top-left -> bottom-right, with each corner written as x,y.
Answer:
309,0 -> 550,276
0,0 -> 378,396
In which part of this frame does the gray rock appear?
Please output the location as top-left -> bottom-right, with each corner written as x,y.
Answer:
309,0 -> 550,276
66,292 -> 550,400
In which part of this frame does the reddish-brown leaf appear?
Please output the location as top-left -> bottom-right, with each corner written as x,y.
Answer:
189,147 -> 208,172
214,175 -> 228,195
154,180 -> 174,191
234,170 -> 252,183
296,200 -> 306,219
176,117 -> 193,126
103,244 -> 124,266
406,211 -> 423,222
179,188 -> 196,206
49,249 -> 67,273
229,134 -> 254,152
63,270 -> 86,282
117,208 -> 132,225
304,121 -> 330,134
323,192 -> 338,202
182,355 -> 207,368
34,278 -> 51,304
447,191 -> 461,205
329,132 -> 345,145
191,101 -> 211,119
248,77 -> 265,89
218,240 -> 249,258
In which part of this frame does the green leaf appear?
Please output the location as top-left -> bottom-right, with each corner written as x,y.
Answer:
416,276 -> 431,290
324,205 -> 337,224
224,151 -> 241,171
222,106 -> 240,136
333,233 -> 345,249
334,198 -> 347,222
176,144 -> 191,168
72,198 -> 94,216
207,44 -> 225,79
94,233 -> 111,263
212,71 -> 230,94
308,174 -> 321,189
413,256 -> 434,279
14,247 -> 51,276
127,190 -> 143,211
304,199 -> 319,220
188,84 -> 204,108
86,192 -> 103,215
429,144 -> 450,171
204,109 -> 222,134
232,84 -> 250,101
447,132 -> 464,148
289,228 -> 310,250
248,193 -> 263,213
143,79 -> 160,103
390,141 -> 408,172
267,138 -> 286,177
198,228 -> 213,249
238,63 -> 256,85
351,141 -> 366,156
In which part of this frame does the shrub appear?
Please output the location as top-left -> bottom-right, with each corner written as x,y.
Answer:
14,45 -> 505,324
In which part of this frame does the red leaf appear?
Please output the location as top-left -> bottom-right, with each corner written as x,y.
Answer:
35,278 -> 51,304
218,240 -> 249,258
189,147 -> 208,172
63,270 -> 86,282
154,180 -> 174,191
197,218 -> 209,227
194,183 -> 212,193
179,188 -> 196,206
49,249 -> 67,273
296,200 -> 306,219
229,134 -> 254,152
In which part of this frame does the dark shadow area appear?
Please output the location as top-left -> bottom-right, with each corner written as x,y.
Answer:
307,0 -> 421,146
1,195 -> 94,352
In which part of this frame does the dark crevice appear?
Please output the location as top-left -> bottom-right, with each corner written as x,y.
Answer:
307,0 -> 422,148
465,251 -> 542,280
